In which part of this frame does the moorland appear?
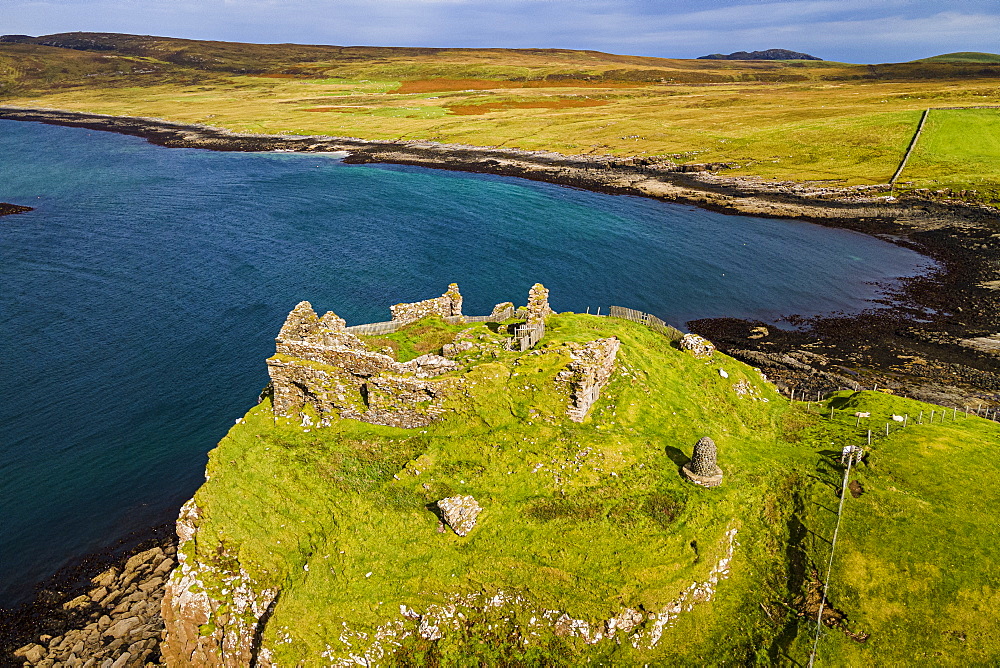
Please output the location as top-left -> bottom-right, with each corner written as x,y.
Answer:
2,33 -> 1000,199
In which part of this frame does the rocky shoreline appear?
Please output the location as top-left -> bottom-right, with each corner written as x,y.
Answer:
0,527 -> 176,667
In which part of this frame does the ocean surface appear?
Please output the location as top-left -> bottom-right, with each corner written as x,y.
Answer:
0,119 -> 936,606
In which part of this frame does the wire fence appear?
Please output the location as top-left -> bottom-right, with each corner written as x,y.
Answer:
803,392 -> 998,665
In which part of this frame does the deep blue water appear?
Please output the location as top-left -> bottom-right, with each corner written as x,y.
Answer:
0,119 -> 935,606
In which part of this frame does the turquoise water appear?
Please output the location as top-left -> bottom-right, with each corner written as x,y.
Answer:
0,120 -> 934,606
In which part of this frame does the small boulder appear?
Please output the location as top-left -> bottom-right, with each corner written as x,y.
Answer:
680,333 -> 716,359
437,495 -> 482,536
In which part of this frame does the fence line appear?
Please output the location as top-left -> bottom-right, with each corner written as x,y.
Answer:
808,451 -> 855,668
345,307 -> 515,336
512,321 -> 545,352
608,305 -> 684,342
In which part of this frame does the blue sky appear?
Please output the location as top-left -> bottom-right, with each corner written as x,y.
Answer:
4,0 -> 999,63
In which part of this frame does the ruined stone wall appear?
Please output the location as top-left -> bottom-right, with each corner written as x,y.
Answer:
390,283 -> 463,323
267,300 -> 461,429
525,283 -> 553,325
557,337 -> 620,422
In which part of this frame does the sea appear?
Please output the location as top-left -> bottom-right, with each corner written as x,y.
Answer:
0,119 -> 936,606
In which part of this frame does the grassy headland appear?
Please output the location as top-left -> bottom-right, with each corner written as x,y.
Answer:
172,311 -> 1000,664
2,33 -> 1000,199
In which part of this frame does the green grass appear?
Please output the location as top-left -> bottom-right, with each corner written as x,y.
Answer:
899,108 -> 1000,198
917,52 -> 1000,64
784,390 -> 1000,665
188,314 -> 805,663
3,33 -> 1000,194
177,313 -> 1000,664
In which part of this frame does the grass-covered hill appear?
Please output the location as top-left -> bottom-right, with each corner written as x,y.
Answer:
916,52 -> 1000,64
2,33 -> 1000,197
168,307 -> 1000,665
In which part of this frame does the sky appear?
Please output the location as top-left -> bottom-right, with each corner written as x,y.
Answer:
3,0 -> 999,63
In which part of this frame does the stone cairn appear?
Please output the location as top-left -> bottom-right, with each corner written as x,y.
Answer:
682,437 -> 724,487
436,495 -> 482,536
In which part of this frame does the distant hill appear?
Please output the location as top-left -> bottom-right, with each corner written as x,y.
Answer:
915,51 -> 1000,63
699,49 -> 821,61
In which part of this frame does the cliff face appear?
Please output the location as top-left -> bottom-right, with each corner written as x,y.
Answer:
160,500 -> 278,666
159,284 -> 799,665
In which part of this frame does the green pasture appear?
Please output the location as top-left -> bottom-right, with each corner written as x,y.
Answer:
900,108 -> 1000,198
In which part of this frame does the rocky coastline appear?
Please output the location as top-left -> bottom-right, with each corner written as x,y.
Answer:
1,527 -> 176,667
1,104 -> 998,664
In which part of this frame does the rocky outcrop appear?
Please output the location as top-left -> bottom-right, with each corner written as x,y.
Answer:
160,500 -> 278,667
680,333 -> 716,359
437,496 -> 482,536
390,283 -> 463,323
557,337 -> 620,422
11,540 -> 175,667
266,300 -> 462,428
0,202 -> 33,216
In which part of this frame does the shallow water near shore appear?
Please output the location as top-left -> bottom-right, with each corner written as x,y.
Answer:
0,119 -> 935,607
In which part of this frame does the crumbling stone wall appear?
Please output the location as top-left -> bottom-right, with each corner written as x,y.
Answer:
557,337 -> 620,422
266,301 -> 461,429
390,283 -> 463,323
525,283 -> 553,325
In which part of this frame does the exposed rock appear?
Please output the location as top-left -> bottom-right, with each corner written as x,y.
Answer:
0,202 -> 33,216
680,333 -> 715,359
390,283 -> 463,323
437,495 -> 482,536
161,498 -> 279,667
556,337 -> 620,422
682,437 -> 724,487
6,531 -> 175,668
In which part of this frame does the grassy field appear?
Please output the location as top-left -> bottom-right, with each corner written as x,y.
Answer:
900,108 -> 1000,199
2,34 -> 1000,197
789,390 -> 1000,665
178,311 -> 1000,664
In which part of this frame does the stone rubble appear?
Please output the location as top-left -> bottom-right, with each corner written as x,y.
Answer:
680,333 -> 716,358
12,540 -> 176,667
